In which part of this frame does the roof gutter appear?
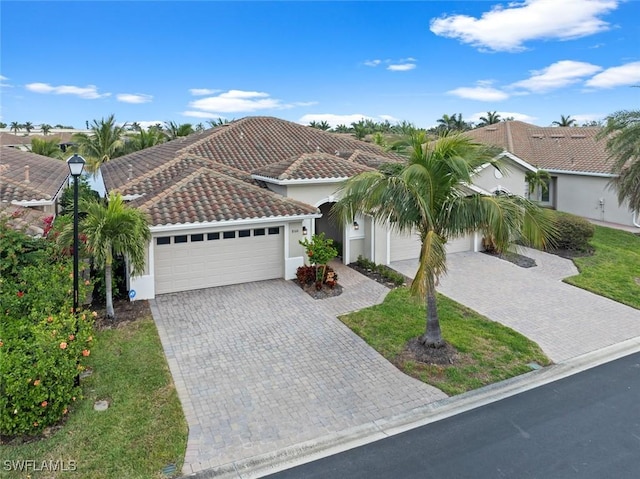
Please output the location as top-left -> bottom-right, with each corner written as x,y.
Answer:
545,169 -> 617,178
11,199 -> 55,207
251,174 -> 348,186
149,212 -> 322,233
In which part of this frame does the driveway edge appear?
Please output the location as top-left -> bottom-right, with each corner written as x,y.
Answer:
186,335 -> 640,478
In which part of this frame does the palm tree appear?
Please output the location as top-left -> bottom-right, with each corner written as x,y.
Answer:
525,169 -> 552,201
477,111 -> 501,127
164,121 -> 194,140
40,124 -> 52,135
597,109 -> 640,212
195,122 -> 205,132
130,122 -> 141,132
23,122 -> 34,135
552,115 -> 576,127
28,137 -> 62,158
437,113 -> 470,133
207,118 -> 229,128
318,120 -> 331,131
10,121 -> 20,135
334,124 -> 350,133
122,128 -> 166,154
74,193 -> 151,319
73,114 -> 127,173
332,132 -> 556,348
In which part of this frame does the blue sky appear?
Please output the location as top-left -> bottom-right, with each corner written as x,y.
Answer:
1,0 -> 639,130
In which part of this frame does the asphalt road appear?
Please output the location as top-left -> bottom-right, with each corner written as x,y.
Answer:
267,352 -> 640,479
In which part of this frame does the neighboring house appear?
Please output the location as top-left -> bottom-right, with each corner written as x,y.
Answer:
0,131 -> 77,152
465,121 -> 640,228
0,147 -> 70,218
101,116 -> 537,299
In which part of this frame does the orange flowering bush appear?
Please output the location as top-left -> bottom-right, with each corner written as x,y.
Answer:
0,220 -> 95,436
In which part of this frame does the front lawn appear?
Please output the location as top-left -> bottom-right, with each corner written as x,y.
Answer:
340,288 -> 550,396
0,314 -> 187,479
564,226 -> 640,309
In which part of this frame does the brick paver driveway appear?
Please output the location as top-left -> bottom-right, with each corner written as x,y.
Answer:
392,248 -> 640,363
150,264 -> 446,474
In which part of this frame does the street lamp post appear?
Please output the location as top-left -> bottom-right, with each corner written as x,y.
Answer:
67,154 -> 86,316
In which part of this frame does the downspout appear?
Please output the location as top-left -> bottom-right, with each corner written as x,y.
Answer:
633,211 -> 640,228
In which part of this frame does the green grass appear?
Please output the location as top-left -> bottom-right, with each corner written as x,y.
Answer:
0,317 -> 187,479
340,288 -> 550,396
564,226 -> 640,309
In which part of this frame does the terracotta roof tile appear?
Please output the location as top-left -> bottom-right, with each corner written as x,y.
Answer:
465,121 -> 612,174
0,147 -> 69,202
252,152 -> 374,180
134,167 -> 319,226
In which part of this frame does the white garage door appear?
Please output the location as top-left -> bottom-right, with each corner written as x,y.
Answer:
154,226 -> 284,294
390,230 -> 473,262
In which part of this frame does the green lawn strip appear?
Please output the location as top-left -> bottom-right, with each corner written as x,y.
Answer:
0,317 -> 187,479
564,226 -> 640,310
340,288 -> 550,396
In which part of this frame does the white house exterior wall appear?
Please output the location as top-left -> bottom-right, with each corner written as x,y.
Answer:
554,173 -> 636,226
284,183 -> 342,207
473,164 -> 527,197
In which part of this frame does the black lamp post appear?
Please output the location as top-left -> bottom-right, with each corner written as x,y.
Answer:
67,154 -> 86,315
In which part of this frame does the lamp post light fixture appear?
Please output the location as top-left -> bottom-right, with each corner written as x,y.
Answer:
67,154 -> 86,316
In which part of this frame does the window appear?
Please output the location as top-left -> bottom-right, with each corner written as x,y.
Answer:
156,237 -> 170,245
223,231 -> 236,239
238,229 -> 251,238
174,235 -> 188,244
191,234 -> 204,242
207,232 -> 220,240
268,227 -> 280,235
254,228 -> 265,236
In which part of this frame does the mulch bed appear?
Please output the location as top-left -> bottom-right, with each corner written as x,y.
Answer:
294,281 -> 344,300
396,338 -> 460,366
482,250 -> 537,268
348,263 -> 410,289
91,298 -> 151,330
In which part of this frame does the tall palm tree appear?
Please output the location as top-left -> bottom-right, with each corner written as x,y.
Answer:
122,128 -> 166,154
332,133 -> 556,347
552,115 -> 576,127
72,193 -> 151,319
597,109 -> 640,212
437,113 -> 470,133
73,114 -> 127,173
23,122 -> 34,135
9,121 -> 20,135
477,111 -> 501,127
28,137 -> 62,158
40,124 -> 52,135
525,169 -> 552,201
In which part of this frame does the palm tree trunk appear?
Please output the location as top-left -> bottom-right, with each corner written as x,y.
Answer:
421,274 -> 444,348
105,260 -> 115,319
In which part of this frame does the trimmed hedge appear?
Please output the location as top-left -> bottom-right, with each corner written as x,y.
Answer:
551,212 -> 595,251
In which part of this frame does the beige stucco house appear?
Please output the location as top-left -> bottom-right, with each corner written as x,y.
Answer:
465,121 -> 640,228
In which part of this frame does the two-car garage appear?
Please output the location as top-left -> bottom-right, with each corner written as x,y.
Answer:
389,230 -> 474,262
153,226 -> 284,295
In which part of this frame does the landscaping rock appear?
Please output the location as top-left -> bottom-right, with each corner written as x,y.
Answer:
94,400 -> 109,411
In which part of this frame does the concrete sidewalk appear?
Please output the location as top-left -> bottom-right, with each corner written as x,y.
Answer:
391,248 -> 640,363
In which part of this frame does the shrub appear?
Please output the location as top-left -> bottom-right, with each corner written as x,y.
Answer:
0,222 -> 95,436
355,255 -> 405,287
551,212 -> 595,251
295,265 -> 338,287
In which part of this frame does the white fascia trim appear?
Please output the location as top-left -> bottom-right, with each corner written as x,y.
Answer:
251,174 -> 348,186
545,169 -> 617,178
11,199 -> 55,207
122,194 -> 144,201
460,182 -> 491,196
473,151 -> 537,175
149,213 -> 321,233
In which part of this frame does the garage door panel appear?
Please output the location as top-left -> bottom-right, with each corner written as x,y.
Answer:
154,229 -> 284,294
390,230 -> 473,262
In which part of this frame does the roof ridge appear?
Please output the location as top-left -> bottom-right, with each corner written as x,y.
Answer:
178,118 -> 249,156
113,153 -> 197,193
505,121 -> 514,152
136,167 -> 207,212
280,153 -> 311,180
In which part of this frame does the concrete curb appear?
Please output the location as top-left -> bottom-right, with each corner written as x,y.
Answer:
185,336 -> 640,478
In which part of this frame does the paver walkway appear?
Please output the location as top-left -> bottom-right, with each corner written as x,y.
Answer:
391,248 -> 640,363
150,262 -> 446,475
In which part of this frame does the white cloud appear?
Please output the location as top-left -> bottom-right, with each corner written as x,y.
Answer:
182,110 -> 227,119
584,61 -> 640,88
469,111 -> 537,123
25,82 -> 110,99
189,90 -> 286,113
0,75 -> 11,88
135,120 -> 166,130
510,60 -> 602,92
387,63 -> 416,72
189,88 -> 220,96
379,114 -> 401,123
448,86 -> 509,101
364,59 -> 382,67
430,0 -> 618,52
117,93 -> 153,104
571,113 -> 604,124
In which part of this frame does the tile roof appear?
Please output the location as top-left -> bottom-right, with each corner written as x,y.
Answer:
0,203 -> 48,236
465,121 -> 612,175
133,167 -> 319,226
0,147 -> 69,202
101,117 -> 399,226
252,152 -> 374,181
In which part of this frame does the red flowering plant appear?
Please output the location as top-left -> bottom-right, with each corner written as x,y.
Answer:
0,220 -> 95,436
299,233 -> 338,289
